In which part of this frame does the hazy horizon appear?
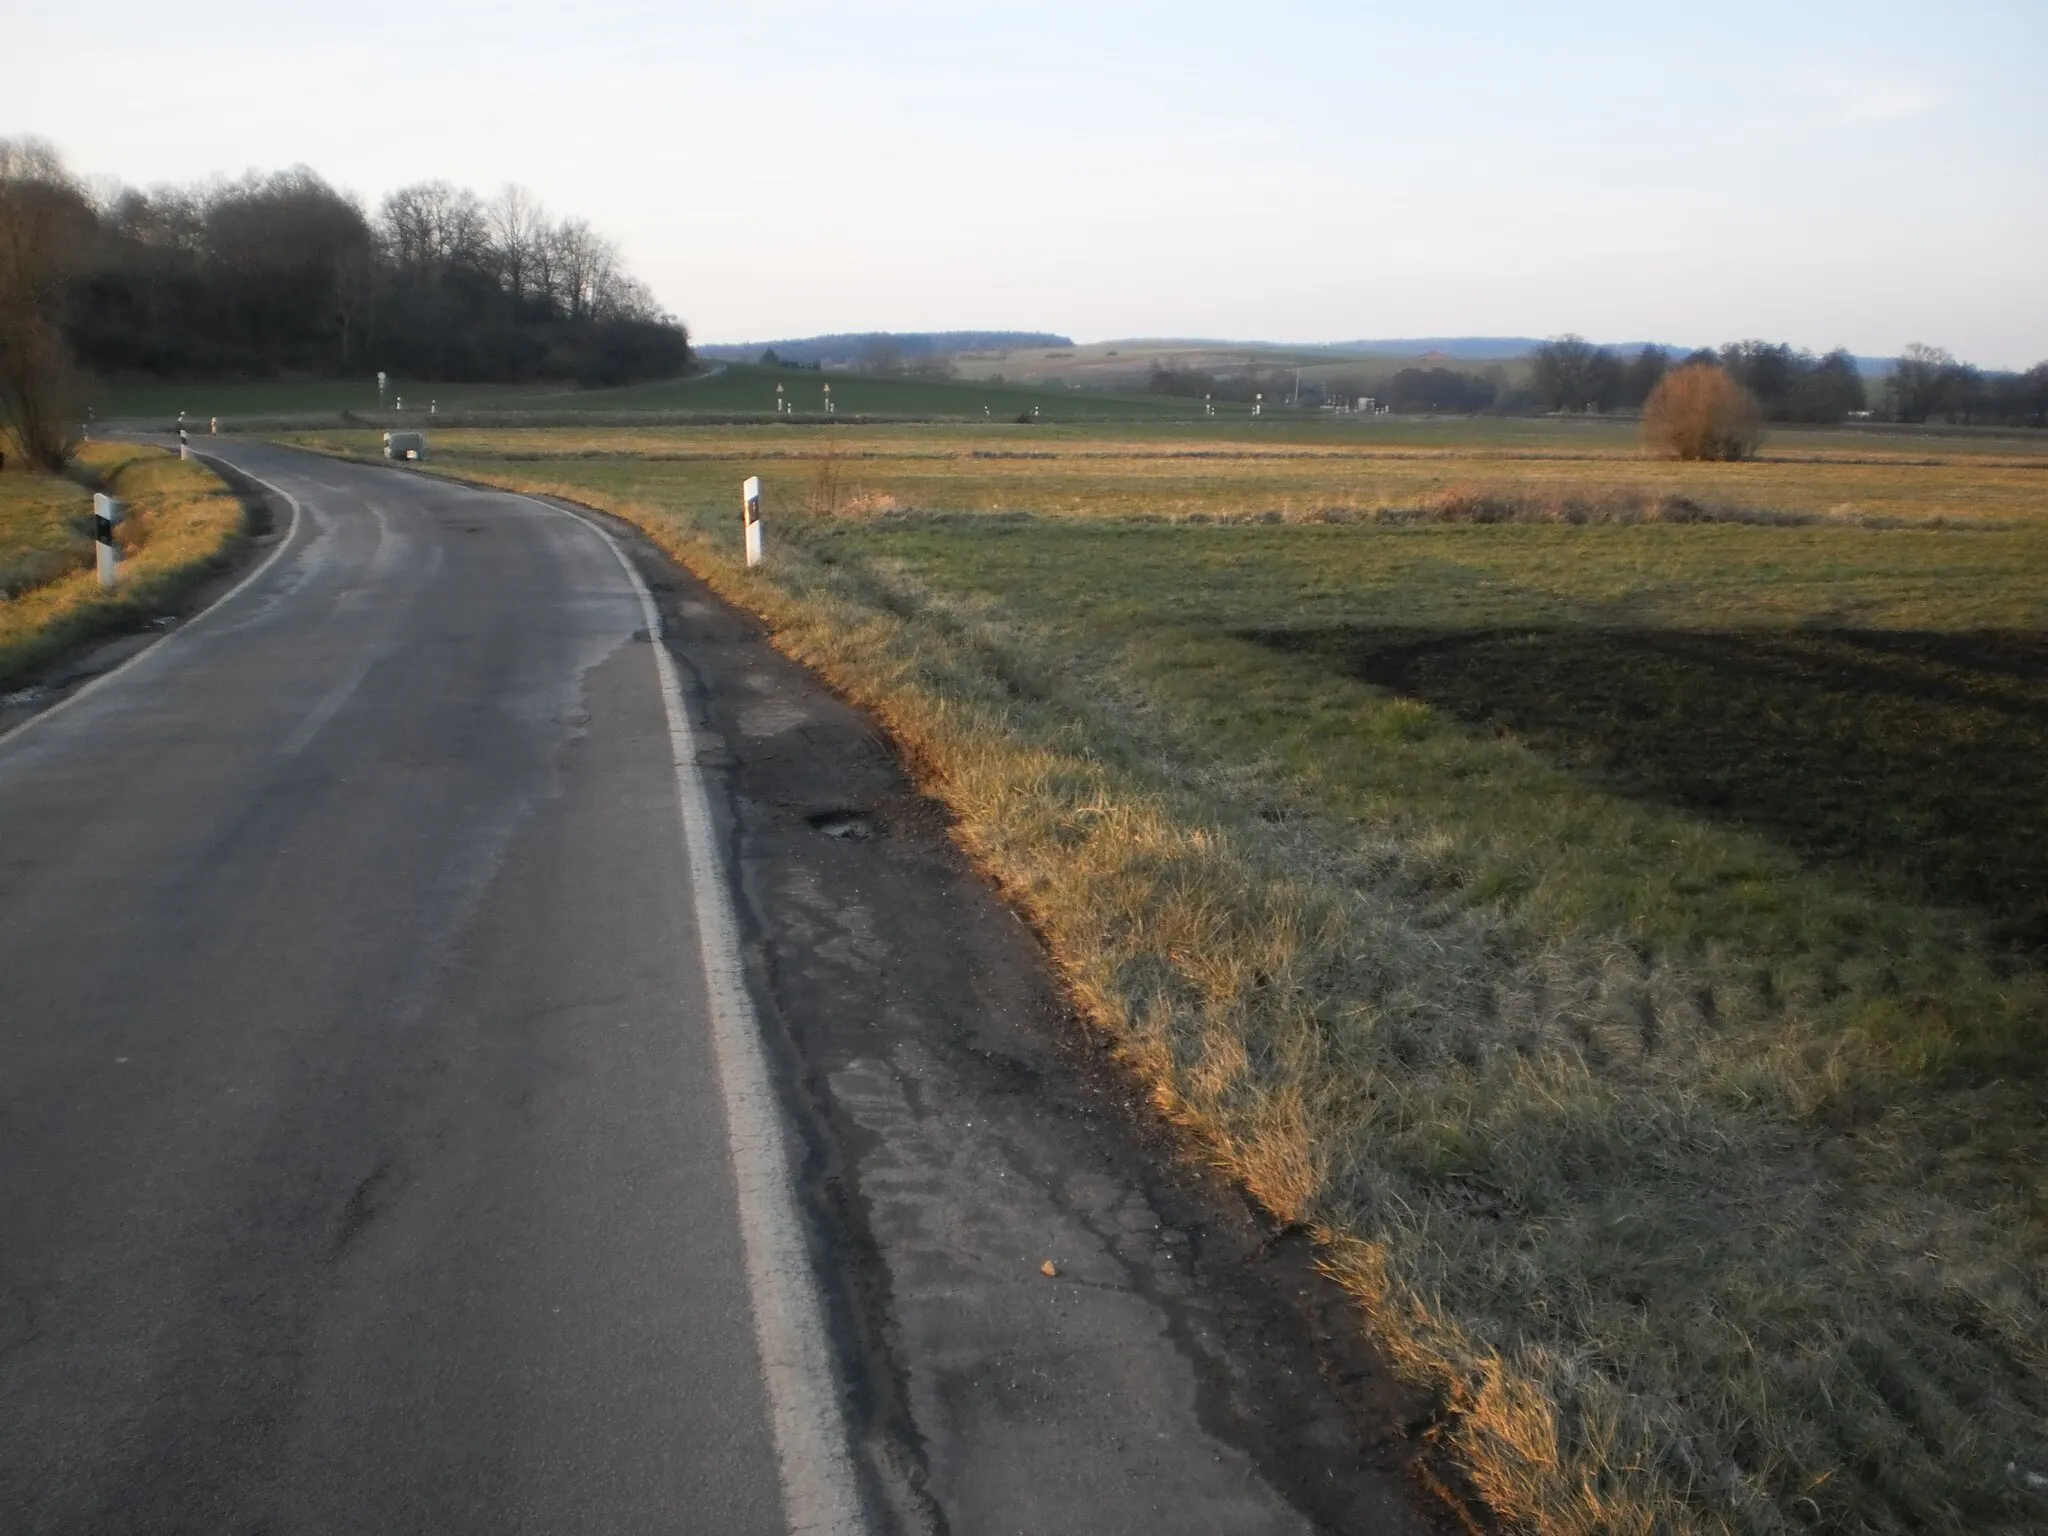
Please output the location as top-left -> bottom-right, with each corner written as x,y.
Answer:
10,0 -> 2045,368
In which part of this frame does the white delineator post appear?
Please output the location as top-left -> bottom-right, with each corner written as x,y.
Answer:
93,493 -> 122,589
179,426 -> 190,460
742,475 -> 764,567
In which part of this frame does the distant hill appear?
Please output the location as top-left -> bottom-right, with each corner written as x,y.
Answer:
698,331 -> 1072,366
705,331 -> 1897,378
1316,336 -> 1548,360
1303,337 -> 1892,375
1111,336 -> 1895,375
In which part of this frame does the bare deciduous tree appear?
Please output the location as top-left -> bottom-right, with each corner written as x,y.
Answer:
1530,334 -> 1623,413
0,138 -> 96,469
379,182 -> 487,284
1888,342 -> 1977,423
488,184 -> 546,310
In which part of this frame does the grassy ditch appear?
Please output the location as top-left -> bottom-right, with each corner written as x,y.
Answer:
0,467 -> 94,600
294,424 -> 2048,1533
0,443 -> 248,689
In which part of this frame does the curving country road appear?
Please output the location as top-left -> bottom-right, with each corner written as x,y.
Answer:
0,441 -> 1435,1536
0,443 -> 847,1534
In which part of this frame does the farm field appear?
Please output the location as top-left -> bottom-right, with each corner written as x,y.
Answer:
529,361 -> 1196,420
91,362 -> 1203,427
280,417 -> 2048,1533
292,416 -> 2048,522
89,377 -> 557,423
943,337 -> 1537,394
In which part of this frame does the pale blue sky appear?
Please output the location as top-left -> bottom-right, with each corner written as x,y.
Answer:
11,1 -> 2046,364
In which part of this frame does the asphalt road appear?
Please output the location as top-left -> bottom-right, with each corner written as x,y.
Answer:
0,444 -> 815,1533
0,442 -> 1438,1536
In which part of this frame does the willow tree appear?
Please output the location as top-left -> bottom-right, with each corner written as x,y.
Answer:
1642,364 -> 1762,461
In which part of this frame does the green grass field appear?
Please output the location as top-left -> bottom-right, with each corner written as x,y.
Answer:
944,337 -> 1535,395
88,377 -> 558,422
278,417 -> 2048,1533
538,362 -> 1198,419
92,362 -> 1205,426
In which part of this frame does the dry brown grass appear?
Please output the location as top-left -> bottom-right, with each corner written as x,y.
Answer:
0,442 -> 245,685
280,422 -> 2048,528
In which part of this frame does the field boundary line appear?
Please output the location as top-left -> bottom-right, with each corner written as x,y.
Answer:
0,448 -> 304,752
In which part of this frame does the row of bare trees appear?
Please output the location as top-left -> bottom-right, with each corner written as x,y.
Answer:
1529,336 -> 1870,422
372,181 -> 658,325
1886,343 -> 2048,426
80,164 -> 681,381
1533,334 -> 2047,427
2,138 -> 689,454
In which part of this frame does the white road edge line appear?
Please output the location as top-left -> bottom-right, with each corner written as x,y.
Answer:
533,492 -> 868,1536
0,448 -> 304,752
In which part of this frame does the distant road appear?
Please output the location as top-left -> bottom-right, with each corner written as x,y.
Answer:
0,444 -> 838,1533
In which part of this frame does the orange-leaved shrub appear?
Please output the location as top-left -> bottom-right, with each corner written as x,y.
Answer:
1642,363 -> 1762,460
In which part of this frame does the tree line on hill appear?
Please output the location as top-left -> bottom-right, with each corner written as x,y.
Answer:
703,331 -> 1072,368
1532,335 -> 2046,426
1883,343 -> 2048,426
1,137 -> 690,464
1529,336 -> 1867,421
1144,335 -> 2046,428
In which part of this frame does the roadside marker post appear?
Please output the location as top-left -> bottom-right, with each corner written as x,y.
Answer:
92,494 -> 122,589
742,475 -> 764,567
209,417 -> 218,435
179,427 -> 190,460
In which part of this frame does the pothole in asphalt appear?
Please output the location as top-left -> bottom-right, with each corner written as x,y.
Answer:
806,808 -> 876,840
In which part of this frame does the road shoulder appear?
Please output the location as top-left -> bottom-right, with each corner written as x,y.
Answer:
565,494 -> 1467,1535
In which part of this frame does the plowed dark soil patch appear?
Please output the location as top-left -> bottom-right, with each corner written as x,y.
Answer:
1252,625 -> 2048,952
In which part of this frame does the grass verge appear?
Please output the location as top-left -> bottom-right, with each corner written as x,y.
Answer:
0,466 -> 93,599
0,443 -> 247,689
298,427 -> 2048,1533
